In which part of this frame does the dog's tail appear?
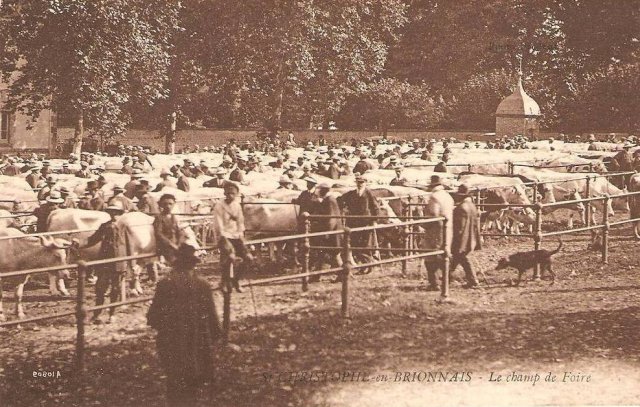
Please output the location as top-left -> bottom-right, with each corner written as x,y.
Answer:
551,238 -> 563,255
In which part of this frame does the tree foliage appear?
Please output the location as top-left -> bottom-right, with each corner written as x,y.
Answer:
337,78 -> 442,132
0,0 -> 180,151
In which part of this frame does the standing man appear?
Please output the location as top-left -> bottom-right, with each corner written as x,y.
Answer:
310,183 -> 343,280
213,182 -> 253,293
153,194 -> 186,265
450,184 -> 482,289
37,176 -> 57,201
124,170 -> 143,199
293,177 -> 319,226
59,187 -> 77,209
147,243 -> 221,407
108,185 -> 135,212
86,180 -> 106,211
154,169 -> 178,192
338,173 -> 379,266
34,192 -> 64,232
203,168 -> 228,188
390,166 -> 408,186
74,201 -> 128,324
136,182 -> 160,215
75,161 -> 91,178
422,175 -> 454,291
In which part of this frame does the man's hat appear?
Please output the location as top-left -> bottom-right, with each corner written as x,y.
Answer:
160,168 -> 171,176
30,167 -> 39,172
59,186 -> 70,194
429,175 -> 442,186
458,184 -> 470,195
317,182 -> 331,189
105,200 -> 125,213
47,191 -> 64,204
113,185 -> 125,192
304,176 -> 317,184
80,161 -> 89,167
46,175 -> 56,184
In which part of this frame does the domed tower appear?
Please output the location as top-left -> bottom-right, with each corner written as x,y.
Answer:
495,73 -> 541,139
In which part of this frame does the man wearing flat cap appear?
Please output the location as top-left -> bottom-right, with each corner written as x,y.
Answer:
451,184 -> 482,289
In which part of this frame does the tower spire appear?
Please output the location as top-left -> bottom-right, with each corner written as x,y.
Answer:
516,54 -> 524,91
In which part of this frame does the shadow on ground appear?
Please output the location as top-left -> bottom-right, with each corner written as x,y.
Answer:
2,302 -> 639,407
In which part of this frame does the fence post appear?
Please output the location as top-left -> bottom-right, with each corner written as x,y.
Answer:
440,218 -> 451,300
508,162 -> 514,175
585,175 -> 592,227
533,203 -> 543,279
602,195 -> 610,264
222,262 -> 233,344
401,201 -> 409,275
302,212 -> 310,291
75,261 -> 87,374
467,163 -> 472,172
341,228 -> 352,318
532,182 -> 539,204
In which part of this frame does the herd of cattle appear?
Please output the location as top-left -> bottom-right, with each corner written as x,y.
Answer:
1,138 -> 640,321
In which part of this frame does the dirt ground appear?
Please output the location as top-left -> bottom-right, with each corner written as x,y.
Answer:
1,219 -> 640,407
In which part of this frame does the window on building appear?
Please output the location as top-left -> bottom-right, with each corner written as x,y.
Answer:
1,111 -> 10,141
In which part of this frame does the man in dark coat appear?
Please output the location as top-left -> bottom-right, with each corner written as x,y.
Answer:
309,183 -> 343,280
147,243 -> 221,407
34,192 -> 63,232
293,177 -> 319,227
352,154 -> 372,175
451,184 -> 482,288
338,173 -> 379,266
75,201 -> 128,323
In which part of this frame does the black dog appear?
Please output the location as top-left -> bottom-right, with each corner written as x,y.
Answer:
495,240 -> 563,286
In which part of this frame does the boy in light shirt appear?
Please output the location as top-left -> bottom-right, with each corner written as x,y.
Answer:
214,182 -> 253,292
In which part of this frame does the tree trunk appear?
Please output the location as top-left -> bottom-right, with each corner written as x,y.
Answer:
165,111 -> 176,154
72,110 -> 84,155
272,59 -> 285,131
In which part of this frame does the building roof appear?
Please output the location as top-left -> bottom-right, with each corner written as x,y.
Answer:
496,76 -> 541,117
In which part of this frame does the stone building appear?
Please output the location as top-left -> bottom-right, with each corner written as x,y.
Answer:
495,75 -> 541,139
0,79 -> 57,153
